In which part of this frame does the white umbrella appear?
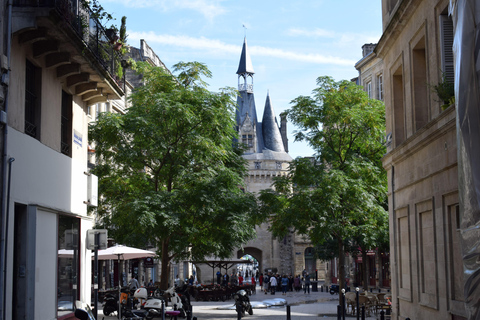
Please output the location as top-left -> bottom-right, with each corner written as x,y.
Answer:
96,244 -> 155,260
95,245 -> 156,319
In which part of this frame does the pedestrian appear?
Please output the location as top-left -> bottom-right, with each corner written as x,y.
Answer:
294,275 -> 301,292
304,272 -> 311,294
129,276 -> 140,291
216,270 -> 221,284
288,274 -> 293,292
147,279 -> 154,287
270,274 -> 277,295
223,273 -> 229,286
188,275 -> 194,285
238,273 -> 244,285
259,273 -> 264,288
281,274 -> 289,295
263,273 -> 269,294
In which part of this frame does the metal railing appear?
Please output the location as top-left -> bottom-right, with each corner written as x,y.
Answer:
238,83 -> 253,93
13,0 -> 122,84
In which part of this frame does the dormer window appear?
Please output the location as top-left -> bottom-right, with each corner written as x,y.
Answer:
242,134 -> 253,147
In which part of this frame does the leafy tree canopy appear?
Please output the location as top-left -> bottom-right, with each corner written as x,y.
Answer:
89,61 -> 260,288
259,76 -> 388,292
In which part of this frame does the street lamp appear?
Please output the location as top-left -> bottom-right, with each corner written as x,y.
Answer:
356,287 -> 359,320
341,288 -> 346,320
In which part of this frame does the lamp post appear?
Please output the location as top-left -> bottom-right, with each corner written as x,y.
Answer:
356,287 -> 359,320
341,288 -> 346,320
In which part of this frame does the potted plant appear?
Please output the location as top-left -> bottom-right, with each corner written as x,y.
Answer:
430,71 -> 455,110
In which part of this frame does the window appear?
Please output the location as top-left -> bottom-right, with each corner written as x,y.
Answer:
25,60 -> 41,139
377,74 -> 383,100
366,81 -> 372,98
242,134 -> 253,147
412,36 -> 428,130
57,215 -> 80,316
393,65 -> 405,146
61,91 -> 72,156
440,14 -> 454,86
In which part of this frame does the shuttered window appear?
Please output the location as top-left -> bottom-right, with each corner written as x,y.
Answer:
440,15 -> 454,86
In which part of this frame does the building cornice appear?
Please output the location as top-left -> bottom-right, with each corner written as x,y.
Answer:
375,0 -> 422,58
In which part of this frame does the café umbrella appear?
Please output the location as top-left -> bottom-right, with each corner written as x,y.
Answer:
96,244 -> 156,261
96,245 -> 156,318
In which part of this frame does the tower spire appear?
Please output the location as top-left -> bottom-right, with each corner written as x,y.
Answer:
237,37 -> 254,93
262,93 -> 285,152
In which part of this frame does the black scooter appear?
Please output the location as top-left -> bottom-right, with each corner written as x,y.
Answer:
233,289 -> 253,318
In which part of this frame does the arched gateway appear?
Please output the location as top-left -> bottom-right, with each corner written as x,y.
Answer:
196,38 -> 324,283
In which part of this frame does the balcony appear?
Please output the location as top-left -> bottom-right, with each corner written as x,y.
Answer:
12,0 -> 124,103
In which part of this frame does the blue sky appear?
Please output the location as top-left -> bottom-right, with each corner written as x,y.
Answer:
99,0 -> 383,158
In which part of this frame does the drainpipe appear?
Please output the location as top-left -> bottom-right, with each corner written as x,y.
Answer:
391,165 -> 399,318
0,1 -> 13,319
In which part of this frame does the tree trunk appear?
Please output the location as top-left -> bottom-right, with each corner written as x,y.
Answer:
362,249 -> 368,291
160,239 -> 171,290
338,237 -> 345,306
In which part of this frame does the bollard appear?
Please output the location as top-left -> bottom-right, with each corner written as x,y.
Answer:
321,285 -> 323,292
380,310 -> 385,320
286,305 -> 291,320
356,288 -> 360,320
379,288 -> 381,293
337,305 -> 342,320
370,288 -> 373,293
361,306 -> 365,320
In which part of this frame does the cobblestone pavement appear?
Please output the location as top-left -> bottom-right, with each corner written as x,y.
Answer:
99,285 -> 386,320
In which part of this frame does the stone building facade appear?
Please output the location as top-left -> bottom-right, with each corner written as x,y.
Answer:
376,0 -> 466,319
197,38 -> 324,283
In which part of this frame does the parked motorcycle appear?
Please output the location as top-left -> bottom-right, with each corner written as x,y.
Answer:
102,287 -> 142,317
233,289 -> 253,318
158,285 -> 193,319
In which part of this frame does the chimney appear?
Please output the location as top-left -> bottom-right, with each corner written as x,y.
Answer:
362,43 -> 377,57
280,112 -> 288,153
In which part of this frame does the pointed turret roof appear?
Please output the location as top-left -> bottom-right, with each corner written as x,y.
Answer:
262,92 -> 285,152
236,37 -> 255,75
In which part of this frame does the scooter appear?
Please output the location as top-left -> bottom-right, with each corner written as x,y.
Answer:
233,289 -> 253,318
135,287 -> 183,319
145,285 -> 192,319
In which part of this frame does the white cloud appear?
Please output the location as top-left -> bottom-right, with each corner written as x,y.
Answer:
102,0 -> 227,20
129,31 -> 356,66
286,27 -> 381,49
287,28 -> 336,38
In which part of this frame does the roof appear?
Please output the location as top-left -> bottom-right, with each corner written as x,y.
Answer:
236,37 -> 255,75
262,92 -> 285,152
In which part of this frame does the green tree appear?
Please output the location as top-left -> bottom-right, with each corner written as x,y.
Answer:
89,61 -> 260,289
259,76 -> 388,301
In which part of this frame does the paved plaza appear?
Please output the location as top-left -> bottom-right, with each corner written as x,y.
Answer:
99,284 -> 387,320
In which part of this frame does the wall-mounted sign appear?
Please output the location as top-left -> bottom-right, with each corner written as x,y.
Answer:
74,130 -> 83,147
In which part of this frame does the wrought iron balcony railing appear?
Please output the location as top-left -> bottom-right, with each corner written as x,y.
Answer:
13,0 -> 122,85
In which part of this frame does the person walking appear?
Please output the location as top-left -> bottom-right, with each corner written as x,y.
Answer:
281,274 -> 289,295
259,273 -> 264,288
270,274 -> 278,295
294,275 -> 301,292
263,273 -> 270,294
304,272 -> 311,294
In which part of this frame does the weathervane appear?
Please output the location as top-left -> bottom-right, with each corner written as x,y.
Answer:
243,24 -> 247,37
